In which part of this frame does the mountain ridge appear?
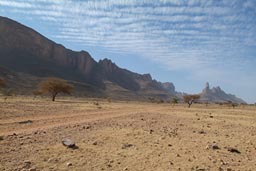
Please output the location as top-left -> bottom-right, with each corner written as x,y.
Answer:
0,16 -> 176,100
0,16 -> 246,103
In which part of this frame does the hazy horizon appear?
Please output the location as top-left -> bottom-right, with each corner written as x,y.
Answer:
0,0 -> 255,103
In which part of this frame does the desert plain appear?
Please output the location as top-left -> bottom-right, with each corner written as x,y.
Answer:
0,97 -> 255,171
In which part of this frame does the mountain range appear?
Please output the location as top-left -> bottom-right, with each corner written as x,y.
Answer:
0,16 -> 246,103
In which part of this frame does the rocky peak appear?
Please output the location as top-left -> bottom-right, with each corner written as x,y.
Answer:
200,83 -> 246,104
140,74 -> 152,81
98,58 -> 118,74
161,82 -> 175,93
211,86 -> 222,93
202,82 -> 210,93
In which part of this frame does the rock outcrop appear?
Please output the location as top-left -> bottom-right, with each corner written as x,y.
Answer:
200,82 -> 246,104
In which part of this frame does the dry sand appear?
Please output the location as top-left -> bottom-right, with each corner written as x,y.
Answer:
0,97 -> 255,171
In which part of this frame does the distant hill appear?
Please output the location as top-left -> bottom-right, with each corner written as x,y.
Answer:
0,16 -> 176,100
199,82 -> 246,104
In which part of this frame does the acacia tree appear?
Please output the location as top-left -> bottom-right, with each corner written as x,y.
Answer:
183,94 -> 200,108
38,77 -> 73,101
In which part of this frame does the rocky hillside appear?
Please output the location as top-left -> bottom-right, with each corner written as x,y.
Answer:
200,82 -> 246,104
0,16 -> 175,100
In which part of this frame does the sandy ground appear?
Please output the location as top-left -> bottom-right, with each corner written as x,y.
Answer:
0,97 -> 255,171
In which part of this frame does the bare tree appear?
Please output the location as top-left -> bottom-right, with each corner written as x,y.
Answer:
183,94 -> 200,108
38,77 -> 73,101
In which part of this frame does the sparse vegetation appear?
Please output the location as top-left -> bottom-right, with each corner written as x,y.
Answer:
2,88 -> 13,96
183,94 -> 200,108
148,97 -> 155,103
32,90 -> 43,99
158,99 -> 165,104
172,97 -> 179,105
0,79 -> 6,90
107,97 -> 112,103
0,79 -> 14,101
37,77 -> 73,101
231,103 -> 238,108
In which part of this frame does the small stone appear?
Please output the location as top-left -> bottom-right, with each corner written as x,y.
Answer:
149,129 -> 154,134
218,167 -> 224,171
199,130 -> 206,134
227,168 -> 232,171
19,120 -> 33,124
220,160 -> 228,165
206,143 -> 220,150
48,158 -> 58,163
29,167 -> 37,171
24,160 -> 31,165
62,138 -> 76,148
212,144 -> 220,150
92,141 -> 98,145
83,125 -> 91,129
227,147 -> 240,154
66,162 -> 72,167
122,143 -> 133,149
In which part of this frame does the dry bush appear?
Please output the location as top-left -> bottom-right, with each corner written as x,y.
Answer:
0,79 -> 6,89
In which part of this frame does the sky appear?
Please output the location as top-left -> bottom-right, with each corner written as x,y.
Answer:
0,0 -> 256,103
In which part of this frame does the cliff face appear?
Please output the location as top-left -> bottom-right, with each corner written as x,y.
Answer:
0,16 -> 100,84
200,82 -> 246,104
0,16 -> 176,99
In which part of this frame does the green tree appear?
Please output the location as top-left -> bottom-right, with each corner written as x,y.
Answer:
38,77 -> 73,101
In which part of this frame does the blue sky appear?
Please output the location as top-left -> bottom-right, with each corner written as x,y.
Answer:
0,0 -> 256,103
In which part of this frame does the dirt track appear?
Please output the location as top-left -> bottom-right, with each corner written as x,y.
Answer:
0,97 -> 256,171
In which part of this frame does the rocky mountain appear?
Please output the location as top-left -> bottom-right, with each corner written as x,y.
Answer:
200,82 -> 246,104
0,16 -> 246,103
0,16 -> 175,100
